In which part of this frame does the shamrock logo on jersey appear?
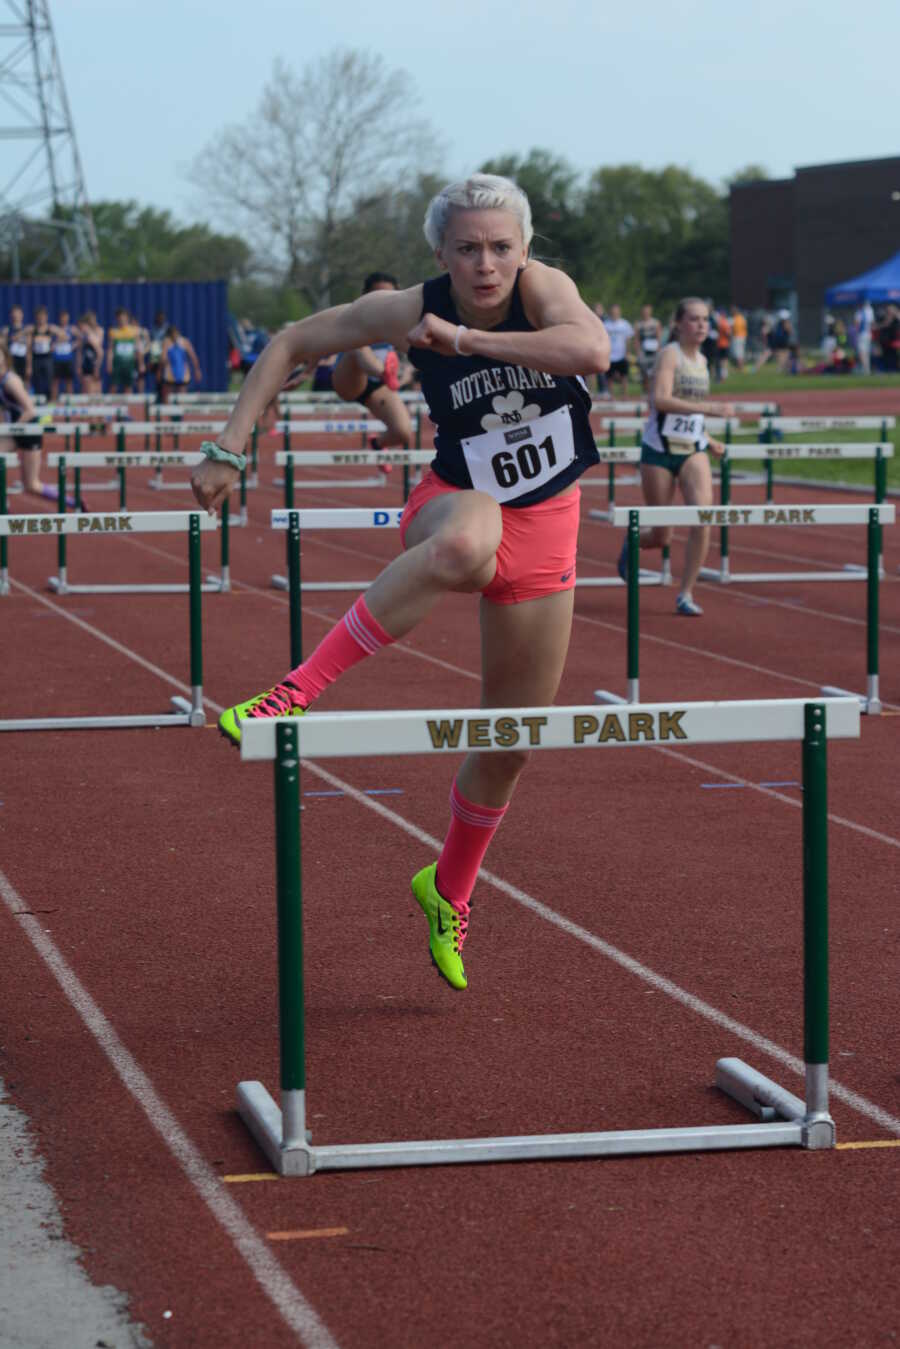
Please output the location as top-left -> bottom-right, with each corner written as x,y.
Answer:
481,391 -> 540,431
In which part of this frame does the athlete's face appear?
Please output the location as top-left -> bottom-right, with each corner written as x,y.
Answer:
437,209 -> 527,316
677,304 -> 709,345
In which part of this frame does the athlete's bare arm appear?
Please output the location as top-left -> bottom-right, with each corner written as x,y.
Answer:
407,262 -> 609,375
192,286 -> 422,513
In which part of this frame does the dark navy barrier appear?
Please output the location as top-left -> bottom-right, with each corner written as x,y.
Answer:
0,280 -> 228,391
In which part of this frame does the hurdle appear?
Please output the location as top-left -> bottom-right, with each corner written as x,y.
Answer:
0,510 -> 213,731
234,695 -> 858,1175
594,504 -> 894,714
44,451 -> 237,593
701,422 -> 895,585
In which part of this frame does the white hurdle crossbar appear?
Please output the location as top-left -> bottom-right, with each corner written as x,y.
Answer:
0,510 -> 215,730
235,696 -> 859,1176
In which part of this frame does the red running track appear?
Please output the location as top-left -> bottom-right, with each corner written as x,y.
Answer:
1,399 -> 898,1348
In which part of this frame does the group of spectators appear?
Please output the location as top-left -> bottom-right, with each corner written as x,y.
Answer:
0,305 -> 202,402
589,296 -> 900,387
590,300 -> 751,392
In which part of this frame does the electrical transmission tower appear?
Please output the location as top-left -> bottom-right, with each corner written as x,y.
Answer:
0,0 -> 98,278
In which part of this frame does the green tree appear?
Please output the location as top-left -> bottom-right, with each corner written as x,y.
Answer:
84,201 -> 251,281
189,50 -> 444,308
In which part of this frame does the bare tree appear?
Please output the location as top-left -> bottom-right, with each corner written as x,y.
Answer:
189,49 -> 444,308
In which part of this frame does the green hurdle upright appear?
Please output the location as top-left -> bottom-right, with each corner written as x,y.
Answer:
596,504 -> 895,713
46,451 -> 237,593
235,696 -> 859,1176
0,509 -> 213,731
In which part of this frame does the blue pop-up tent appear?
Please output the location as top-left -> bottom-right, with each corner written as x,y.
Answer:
825,250 -> 900,306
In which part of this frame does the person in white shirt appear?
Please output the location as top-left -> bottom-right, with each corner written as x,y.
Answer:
854,300 -> 874,375
604,304 -> 634,396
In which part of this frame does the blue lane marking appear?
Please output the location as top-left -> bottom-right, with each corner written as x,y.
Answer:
303,789 -> 404,798
700,781 -> 801,790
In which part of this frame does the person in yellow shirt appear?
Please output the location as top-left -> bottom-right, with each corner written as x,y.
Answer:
729,305 -> 747,371
106,308 -> 144,393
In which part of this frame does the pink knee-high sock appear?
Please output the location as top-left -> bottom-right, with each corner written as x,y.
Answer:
285,595 -> 395,707
435,777 -> 509,913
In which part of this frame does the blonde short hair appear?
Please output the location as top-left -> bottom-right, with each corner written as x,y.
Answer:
423,174 -> 533,251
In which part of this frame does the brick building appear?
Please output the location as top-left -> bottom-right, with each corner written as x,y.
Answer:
729,156 -> 900,345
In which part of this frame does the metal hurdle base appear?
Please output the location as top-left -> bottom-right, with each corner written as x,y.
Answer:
0,697 -> 206,731
820,677 -> 881,716
49,575 -> 225,596
699,563 -> 869,585
236,1059 -> 828,1177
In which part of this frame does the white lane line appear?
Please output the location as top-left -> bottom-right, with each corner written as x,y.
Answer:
300,761 -> 900,1138
9,576 -> 900,1138
0,870 -> 340,1349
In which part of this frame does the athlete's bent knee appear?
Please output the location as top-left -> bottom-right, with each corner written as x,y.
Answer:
426,523 -> 496,586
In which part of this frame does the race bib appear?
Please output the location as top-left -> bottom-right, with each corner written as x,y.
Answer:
461,405 -> 575,503
9,340 -> 26,357
662,411 -> 704,449
642,338 -> 659,353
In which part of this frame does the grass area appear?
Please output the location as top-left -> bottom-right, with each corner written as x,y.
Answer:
725,424 -> 900,491
711,369 -> 900,396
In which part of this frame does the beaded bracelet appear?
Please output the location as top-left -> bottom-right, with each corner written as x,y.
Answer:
200,440 -> 247,471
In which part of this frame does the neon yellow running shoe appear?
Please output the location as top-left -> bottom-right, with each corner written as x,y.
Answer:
218,677 -> 307,746
411,863 -> 469,991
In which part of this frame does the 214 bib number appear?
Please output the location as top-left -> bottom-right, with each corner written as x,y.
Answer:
461,404 -> 575,503
662,411 -> 704,448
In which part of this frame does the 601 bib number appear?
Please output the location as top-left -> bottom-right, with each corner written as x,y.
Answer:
491,435 -> 557,489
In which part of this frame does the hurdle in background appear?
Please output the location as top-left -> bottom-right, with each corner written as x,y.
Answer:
44,451 -> 236,594
595,504 -> 895,714
270,504 -> 686,665
701,417 -> 896,585
0,510 -> 212,731
234,695 -> 858,1176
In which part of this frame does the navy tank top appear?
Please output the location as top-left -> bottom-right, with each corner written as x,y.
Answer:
408,272 -> 598,507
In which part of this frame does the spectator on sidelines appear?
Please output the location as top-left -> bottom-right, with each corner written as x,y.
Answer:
3,305 -> 29,383
635,304 -> 662,393
700,299 -> 719,372
147,311 -> 168,399
132,313 -> 152,394
158,325 -> 202,403
875,305 -> 899,372
52,311 -> 79,400
77,313 -> 104,396
28,306 -> 56,404
729,305 -> 747,370
604,303 -> 634,397
714,306 -> 731,382
106,308 -> 143,394
593,302 -> 609,397
853,299 -> 875,375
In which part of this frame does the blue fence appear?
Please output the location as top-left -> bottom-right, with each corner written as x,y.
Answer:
0,279 -> 228,391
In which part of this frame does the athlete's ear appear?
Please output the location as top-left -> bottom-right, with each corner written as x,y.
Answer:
434,248 -> 448,271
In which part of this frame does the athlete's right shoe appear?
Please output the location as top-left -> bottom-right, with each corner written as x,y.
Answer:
675,593 -> 704,617
218,676 -> 307,746
411,863 -> 469,991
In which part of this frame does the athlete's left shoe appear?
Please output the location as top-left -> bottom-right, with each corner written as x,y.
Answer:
218,676 -> 307,746
411,863 -> 469,991
675,593 -> 704,616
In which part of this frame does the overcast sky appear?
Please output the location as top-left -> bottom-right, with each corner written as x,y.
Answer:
47,0 -> 900,222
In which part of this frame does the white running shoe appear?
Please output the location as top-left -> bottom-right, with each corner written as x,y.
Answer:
676,593 -> 704,616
